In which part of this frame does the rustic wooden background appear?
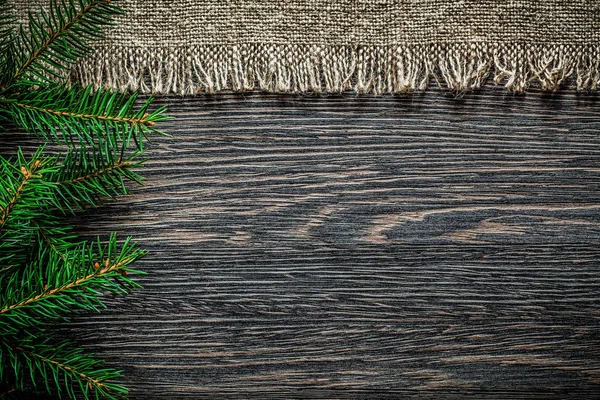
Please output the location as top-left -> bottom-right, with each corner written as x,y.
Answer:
7,86 -> 600,398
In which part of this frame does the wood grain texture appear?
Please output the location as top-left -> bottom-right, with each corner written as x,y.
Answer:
3,87 -> 600,398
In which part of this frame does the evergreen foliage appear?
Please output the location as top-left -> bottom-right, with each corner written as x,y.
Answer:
0,0 -> 168,398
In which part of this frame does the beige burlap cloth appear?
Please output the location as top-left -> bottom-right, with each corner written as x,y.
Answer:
9,0 -> 600,94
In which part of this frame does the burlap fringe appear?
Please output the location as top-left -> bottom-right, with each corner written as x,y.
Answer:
75,43 -> 600,95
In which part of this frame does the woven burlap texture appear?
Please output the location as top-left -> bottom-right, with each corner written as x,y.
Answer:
9,0 -> 600,94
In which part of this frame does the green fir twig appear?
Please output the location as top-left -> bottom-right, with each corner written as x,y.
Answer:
0,0 -> 168,398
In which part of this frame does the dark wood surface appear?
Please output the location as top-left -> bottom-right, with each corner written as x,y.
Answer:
7,87 -> 600,398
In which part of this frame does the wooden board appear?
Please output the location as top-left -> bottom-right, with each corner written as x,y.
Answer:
4,87 -> 600,398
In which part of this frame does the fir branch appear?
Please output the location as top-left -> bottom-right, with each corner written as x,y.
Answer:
3,84 -> 168,146
0,147 -> 57,227
15,101 -> 157,127
0,156 -> 43,227
63,159 -> 132,184
0,255 -> 131,314
0,2 -> 169,397
0,234 -> 144,327
9,0 -> 121,86
1,335 -> 127,399
14,345 -> 110,392
48,139 -> 145,213
0,148 -> 58,270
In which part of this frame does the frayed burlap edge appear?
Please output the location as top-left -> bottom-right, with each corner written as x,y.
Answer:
74,43 -> 600,95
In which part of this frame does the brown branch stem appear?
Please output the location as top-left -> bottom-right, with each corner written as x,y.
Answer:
15,102 -> 155,126
59,160 -> 132,185
0,388 -> 17,396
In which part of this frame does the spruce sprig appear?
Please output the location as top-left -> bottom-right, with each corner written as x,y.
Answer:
1,334 -> 128,399
0,0 -> 168,398
5,84 -> 168,147
0,148 -> 58,271
0,234 -> 145,335
49,138 -> 146,213
8,0 -> 120,87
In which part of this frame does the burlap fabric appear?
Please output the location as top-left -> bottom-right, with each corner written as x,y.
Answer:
8,0 -> 600,94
